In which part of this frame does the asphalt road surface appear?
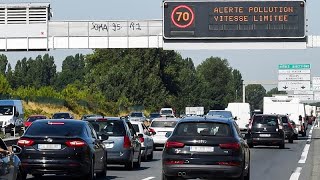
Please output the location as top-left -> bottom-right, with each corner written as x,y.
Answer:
25,128 -> 315,180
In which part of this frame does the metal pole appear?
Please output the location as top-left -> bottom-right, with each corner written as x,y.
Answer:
243,83 -> 246,103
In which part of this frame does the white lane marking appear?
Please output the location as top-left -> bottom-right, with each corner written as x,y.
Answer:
298,144 -> 310,164
289,167 -> 302,180
141,177 -> 155,180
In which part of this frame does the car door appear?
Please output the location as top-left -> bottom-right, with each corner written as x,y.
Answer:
126,122 -> 141,160
0,139 -> 15,180
87,124 -> 105,171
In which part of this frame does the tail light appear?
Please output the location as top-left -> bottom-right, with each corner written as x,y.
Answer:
66,140 -> 86,147
165,141 -> 185,148
164,160 -> 184,165
219,142 -> 240,151
17,138 -> 34,147
139,137 -> 145,143
123,136 -> 131,149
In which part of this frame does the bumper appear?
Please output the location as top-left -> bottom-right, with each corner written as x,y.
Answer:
107,149 -> 132,164
163,164 -> 243,178
247,137 -> 283,145
21,159 -> 89,176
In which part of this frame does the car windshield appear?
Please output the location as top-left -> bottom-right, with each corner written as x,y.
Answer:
52,113 -> 71,119
27,116 -> 46,122
151,121 -> 177,128
88,120 -> 126,136
25,122 -> 83,136
174,122 -> 232,137
130,112 -> 143,117
161,110 -> 173,115
0,106 -> 13,116
207,111 -> 232,118
253,116 -> 278,126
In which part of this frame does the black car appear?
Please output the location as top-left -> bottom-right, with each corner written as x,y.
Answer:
246,114 -> 286,149
84,117 -> 142,170
162,117 -> 250,180
279,115 -> 294,143
17,119 -> 108,179
52,112 -> 74,119
0,138 -> 23,180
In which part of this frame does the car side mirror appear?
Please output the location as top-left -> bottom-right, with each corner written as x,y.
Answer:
234,116 -> 238,120
14,112 -> 19,117
12,145 -> 22,155
165,132 -> 172,138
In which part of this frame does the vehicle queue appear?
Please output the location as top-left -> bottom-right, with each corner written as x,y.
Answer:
0,103 -> 315,180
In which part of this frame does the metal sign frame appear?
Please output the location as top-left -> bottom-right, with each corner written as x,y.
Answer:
163,0 -> 306,40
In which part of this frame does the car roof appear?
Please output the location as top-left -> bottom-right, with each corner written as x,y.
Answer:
152,117 -> 180,122
179,116 -> 233,124
28,115 -> 46,117
253,114 -> 279,117
83,117 -> 121,121
53,112 -> 71,114
32,119 -> 86,125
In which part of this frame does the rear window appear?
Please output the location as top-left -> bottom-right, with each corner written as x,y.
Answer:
25,122 -> 83,136
174,122 -> 232,137
207,111 -> 232,118
130,112 -> 143,117
161,110 -> 173,115
132,124 -> 140,133
27,116 -> 46,122
281,116 -> 288,123
151,121 -> 177,128
52,113 -> 71,119
88,120 -> 126,136
253,116 -> 278,126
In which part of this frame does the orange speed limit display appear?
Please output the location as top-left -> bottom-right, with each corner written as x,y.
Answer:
171,5 -> 195,28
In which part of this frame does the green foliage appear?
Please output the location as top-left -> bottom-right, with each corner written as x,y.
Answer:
266,87 -> 287,97
0,74 -> 11,95
0,54 -> 8,75
245,84 -> 266,110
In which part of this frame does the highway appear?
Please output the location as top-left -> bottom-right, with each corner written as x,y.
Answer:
23,126 -> 316,180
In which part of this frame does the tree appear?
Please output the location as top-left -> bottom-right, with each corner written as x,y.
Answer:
266,87 -> 287,97
196,57 -> 234,110
245,84 -> 266,110
0,54 -> 8,75
0,74 -> 11,95
6,63 -> 14,87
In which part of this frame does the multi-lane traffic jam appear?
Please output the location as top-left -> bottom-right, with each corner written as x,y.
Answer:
0,98 -> 317,180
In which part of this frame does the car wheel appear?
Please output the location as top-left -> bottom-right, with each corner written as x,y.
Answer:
142,149 -> 148,161
248,143 -> 253,148
279,142 -> 285,149
147,149 -> 154,160
125,152 -> 134,170
133,152 -> 141,168
96,159 -> 107,178
289,137 -> 294,143
83,159 -> 95,180
17,169 -> 27,180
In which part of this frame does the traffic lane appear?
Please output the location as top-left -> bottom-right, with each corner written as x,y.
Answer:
250,134 -> 310,180
25,150 -> 163,180
25,135 -> 309,180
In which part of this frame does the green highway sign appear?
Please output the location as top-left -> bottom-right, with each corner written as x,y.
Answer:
278,64 -> 311,70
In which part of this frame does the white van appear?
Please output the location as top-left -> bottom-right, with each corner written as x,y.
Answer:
0,100 -> 24,134
226,103 -> 251,131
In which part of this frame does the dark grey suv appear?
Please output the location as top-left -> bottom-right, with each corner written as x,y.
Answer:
246,114 -> 286,149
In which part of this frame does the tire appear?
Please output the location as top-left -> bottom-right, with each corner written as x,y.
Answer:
244,163 -> 250,180
289,137 -> 294,143
147,149 -> 154,161
82,159 -> 95,180
133,152 -> 141,169
17,169 -> 27,180
294,134 -> 298,140
142,149 -> 148,162
279,142 -> 285,149
125,152 -> 134,170
248,143 -> 253,148
96,158 -> 107,178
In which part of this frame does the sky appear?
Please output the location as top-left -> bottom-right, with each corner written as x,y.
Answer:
2,0 -> 320,90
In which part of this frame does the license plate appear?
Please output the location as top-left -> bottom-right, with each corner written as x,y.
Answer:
105,143 -> 114,149
260,134 -> 271,137
190,146 -> 214,152
38,144 -> 61,150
